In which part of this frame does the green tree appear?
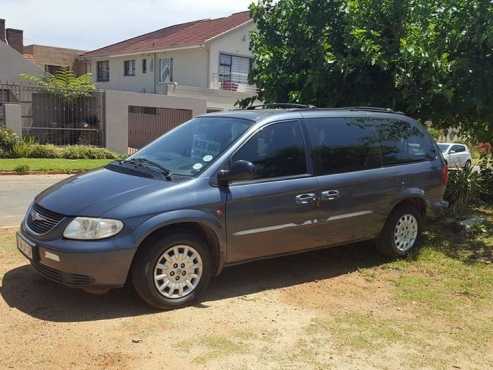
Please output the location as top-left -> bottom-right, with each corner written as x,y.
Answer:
247,0 -> 493,143
21,68 -> 96,100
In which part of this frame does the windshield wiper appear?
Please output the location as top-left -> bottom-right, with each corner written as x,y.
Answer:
124,158 -> 172,180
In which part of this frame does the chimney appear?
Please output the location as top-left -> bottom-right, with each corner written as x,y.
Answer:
6,28 -> 23,54
0,19 -> 5,42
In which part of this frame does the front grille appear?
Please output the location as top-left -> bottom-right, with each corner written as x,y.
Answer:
33,262 -> 93,287
26,204 -> 64,235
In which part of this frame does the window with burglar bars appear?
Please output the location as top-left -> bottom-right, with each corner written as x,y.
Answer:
219,53 -> 251,84
124,60 -> 136,76
159,58 -> 173,83
0,89 -> 9,105
97,61 -> 110,82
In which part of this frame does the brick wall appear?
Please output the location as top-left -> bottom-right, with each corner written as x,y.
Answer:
0,19 -> 5,42
6,28 -> 23,54
24,44 -> 86,73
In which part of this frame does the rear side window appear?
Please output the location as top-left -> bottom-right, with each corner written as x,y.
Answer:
374,119 -> 434,166
451,145 -> 466,153
305,117 -> 381,175
232,120 -> 307,180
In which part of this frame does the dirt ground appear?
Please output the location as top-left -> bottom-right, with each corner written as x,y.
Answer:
1,218 -> 492,370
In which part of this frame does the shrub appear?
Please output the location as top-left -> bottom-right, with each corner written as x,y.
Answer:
444,163 -> 482,217
61,145 -> 119,160
11,141 -> 33,158
0,128 -> 20,155
0,128 -> 120,160
28,144 -> 60,158
478,154 -> 493,203
14,164 -> 30,174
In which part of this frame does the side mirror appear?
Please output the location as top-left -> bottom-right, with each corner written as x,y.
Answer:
217,160 -> 256,185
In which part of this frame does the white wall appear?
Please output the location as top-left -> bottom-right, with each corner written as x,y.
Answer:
207,22 -> 256,89
157,48 -> 209,89
89,47 -> 208,93
90,53 -> 155,93
5,103 -> 22,137
105,90 -> 207,154
0,42 -> 44,82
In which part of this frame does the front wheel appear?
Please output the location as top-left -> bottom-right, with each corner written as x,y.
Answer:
131,232 -> 212,310
376,205 -> 422,258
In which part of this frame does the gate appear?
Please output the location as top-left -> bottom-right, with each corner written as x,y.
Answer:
128,106 -> 192,151
26,91 -> 105,146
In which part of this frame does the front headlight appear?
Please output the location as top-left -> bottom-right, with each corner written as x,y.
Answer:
63,217 -> 124,240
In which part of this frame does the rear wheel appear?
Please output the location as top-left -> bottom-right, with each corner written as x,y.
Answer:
131,232 -> 212,310
376,205 -> 422,257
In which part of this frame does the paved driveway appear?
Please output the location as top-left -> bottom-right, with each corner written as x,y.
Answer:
0,175 -> 69,227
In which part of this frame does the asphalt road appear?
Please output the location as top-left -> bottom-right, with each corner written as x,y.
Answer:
0,175 -> 69,227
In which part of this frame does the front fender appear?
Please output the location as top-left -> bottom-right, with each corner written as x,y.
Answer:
133,209 -> 227,273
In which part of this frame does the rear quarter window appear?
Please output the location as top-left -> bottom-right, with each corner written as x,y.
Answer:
374,119 -> 435,166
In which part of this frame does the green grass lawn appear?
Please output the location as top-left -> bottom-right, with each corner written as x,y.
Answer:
0,158 -> 113,173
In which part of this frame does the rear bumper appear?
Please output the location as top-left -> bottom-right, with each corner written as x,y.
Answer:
427,200 -> 449,219
18,231 -> 136,289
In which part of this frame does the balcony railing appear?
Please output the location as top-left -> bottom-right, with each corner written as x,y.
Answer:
211,73 -> 257,94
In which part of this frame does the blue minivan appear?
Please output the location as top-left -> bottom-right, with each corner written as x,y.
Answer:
17,106 -> 448,309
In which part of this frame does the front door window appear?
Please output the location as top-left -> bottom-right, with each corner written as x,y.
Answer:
232,120 -> 308,181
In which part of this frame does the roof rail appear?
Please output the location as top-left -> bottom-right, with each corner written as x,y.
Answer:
243,103 -> 317,110
339,106 -> 404,114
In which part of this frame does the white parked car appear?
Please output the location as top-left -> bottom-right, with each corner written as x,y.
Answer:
438,143 -> 472,168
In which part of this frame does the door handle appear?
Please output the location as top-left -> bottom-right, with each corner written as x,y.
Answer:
296,193 -> 317,205
321,190 -> 340,201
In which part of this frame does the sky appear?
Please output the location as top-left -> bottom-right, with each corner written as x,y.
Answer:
2,0 -> 253,51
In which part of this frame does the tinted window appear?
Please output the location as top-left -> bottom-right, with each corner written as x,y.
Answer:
305,117 -> 381,175
232,121 -> 307,180
375,119 -> 434,165
451,145 -> 465,153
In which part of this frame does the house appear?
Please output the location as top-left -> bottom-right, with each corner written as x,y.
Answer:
0,19 -> 44,83
23,44 -> 87,75
81,11 -> 257,111
0,17 -> 44,123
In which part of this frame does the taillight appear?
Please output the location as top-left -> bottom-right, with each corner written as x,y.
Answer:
441,164 -> 449,185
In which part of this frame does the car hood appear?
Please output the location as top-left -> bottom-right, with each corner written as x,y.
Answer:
35,168 -> 182,217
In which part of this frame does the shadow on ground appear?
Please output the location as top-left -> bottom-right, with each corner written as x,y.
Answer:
1,242 -> 384,323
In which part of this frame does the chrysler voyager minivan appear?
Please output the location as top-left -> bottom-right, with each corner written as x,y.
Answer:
17,106 -> 448,309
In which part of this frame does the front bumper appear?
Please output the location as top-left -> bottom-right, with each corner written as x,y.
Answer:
17,231 -> 136,289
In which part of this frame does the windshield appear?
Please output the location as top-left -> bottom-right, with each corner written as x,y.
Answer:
131,117 -> 253,176
438,144 -> 450,153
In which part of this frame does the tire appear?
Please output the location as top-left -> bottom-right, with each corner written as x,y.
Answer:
131,232 -> 212,310
376,205 -> 422,258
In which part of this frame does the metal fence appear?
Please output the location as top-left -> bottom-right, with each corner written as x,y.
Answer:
0,104 -> 4,128
0,82 -> 105,146
26,92 -> 105,146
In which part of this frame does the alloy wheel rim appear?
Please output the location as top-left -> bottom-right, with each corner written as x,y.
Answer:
153,245 -> 203,299
393,214 -> 418,252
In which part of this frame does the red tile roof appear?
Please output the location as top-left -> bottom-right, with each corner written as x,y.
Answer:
83,11 -> 251,58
